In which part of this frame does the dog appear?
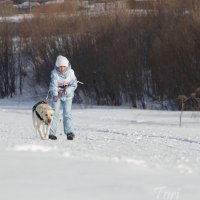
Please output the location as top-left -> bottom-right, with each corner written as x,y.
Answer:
32,101 -> 54,140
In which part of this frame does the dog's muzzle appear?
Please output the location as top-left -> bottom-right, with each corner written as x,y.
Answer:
45,119 -> 52,125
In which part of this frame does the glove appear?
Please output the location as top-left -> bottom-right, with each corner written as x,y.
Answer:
58,90 -> 65,97
53,96 -> 58,102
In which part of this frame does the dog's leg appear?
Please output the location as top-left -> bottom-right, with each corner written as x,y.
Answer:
37,124 -> 45,140
35,118 -> 48,140
46,125 -> 51,139
33,112 -> 40,138
45,125 -> 50,140
36,118 -> 42,138
40,124 -> 49,140
43,125 -> 49,140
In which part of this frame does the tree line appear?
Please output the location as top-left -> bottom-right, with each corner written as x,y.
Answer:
1,0 -> 200,109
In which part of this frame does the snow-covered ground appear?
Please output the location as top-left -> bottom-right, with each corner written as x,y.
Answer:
0,99 -> 200,200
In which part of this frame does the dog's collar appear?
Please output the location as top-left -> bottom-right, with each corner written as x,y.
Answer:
32,101 -> 47,112
35,110 -> 44,121
35,110 -> 49,125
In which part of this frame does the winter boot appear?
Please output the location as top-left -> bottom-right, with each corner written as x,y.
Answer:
49,134 -> 57,140
66,132 -> 75,140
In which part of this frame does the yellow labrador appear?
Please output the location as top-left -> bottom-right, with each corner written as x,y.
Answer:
32,101 -> 54,140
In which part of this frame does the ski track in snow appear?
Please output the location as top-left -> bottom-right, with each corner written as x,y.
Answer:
0,102 -> 200,199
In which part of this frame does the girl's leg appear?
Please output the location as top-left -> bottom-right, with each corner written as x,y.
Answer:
61,98 -> 74,134
50,99 -> 61,135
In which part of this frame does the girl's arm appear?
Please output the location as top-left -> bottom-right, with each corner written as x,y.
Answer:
65,70 -> 77,95
49,71 -> 58,97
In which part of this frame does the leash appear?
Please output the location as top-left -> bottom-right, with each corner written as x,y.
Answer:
77,81 -> 84,85
45,89 -> 50,102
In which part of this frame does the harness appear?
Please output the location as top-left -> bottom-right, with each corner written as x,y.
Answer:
32,101 -> 48,124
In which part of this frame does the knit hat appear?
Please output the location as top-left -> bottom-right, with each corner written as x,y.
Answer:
55,55 -> 70,68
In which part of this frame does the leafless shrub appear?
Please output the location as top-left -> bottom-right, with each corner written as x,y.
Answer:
2,0 -> 200,108
33,0 -> 81,16
0,1 -> 17,16
177,87 -> 200,111
0,23 -> 16,97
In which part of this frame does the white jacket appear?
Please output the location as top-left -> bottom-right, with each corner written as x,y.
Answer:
49,67 -> 77,99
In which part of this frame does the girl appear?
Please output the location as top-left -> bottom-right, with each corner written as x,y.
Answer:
49,55 -> 77,140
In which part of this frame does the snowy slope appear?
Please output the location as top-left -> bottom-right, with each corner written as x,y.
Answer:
0,100 -> 200,200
